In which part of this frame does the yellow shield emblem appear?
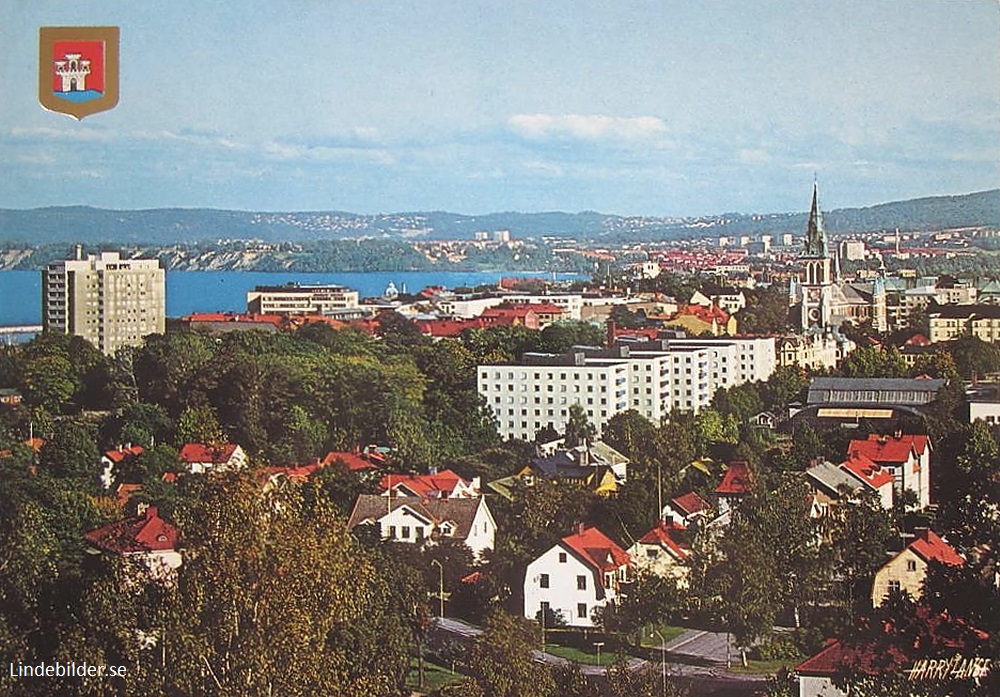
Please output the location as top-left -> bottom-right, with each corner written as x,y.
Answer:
39,26 -> 120,120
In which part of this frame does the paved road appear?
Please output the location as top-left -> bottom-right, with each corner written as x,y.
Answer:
433,617 -> 766,686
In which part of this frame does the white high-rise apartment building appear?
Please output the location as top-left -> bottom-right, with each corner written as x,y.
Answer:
478,344 -> 715,442
479,336 -> 776,442
43,248 -> 165,355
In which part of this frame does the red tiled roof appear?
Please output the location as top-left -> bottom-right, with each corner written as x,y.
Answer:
715,461 -> 752,495
84,506 -> 179,555
909,529 -> 964,567
267,463 -> 322,483
179,442 -> 238,464
379,469 -> 471,497
561,526 -> 632,573
415,318 -> 486,337
841,451 -> 895,489
323,450 -> 381,472
104,445 -> 144,463
670,303 -> 730,326
638,520 -> 690,560
795,639 -> 903,677
848,434 -> 931,467
115,483 -> 143,505
481,305 -> 538,319
797,610 -> 988,677
671,491 -> 710,516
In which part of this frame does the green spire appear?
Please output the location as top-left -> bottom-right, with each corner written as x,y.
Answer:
803,181 -> 827,258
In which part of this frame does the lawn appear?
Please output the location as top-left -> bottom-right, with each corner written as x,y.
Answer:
638,624 -> 688,648
543,643 -> 634,666
405,657 -> 465,693
727,657 -> 804,675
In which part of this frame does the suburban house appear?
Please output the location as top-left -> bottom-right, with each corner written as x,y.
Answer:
871,528 -> 963,606
84,505 -> 181,580
99,444 -> 145,489
379,468 -> 481,498
847,433 -> 932,509
690,285 -> 746,315
178,442 -> 248,475
804,455 -> 895,514
662,491 -> 711,526
523,525 -> 633,628
715,461 -> 753,514
346,494 -> 496,558
627,520 -> 691,585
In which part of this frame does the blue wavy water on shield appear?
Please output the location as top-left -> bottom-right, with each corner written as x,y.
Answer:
54,90 -> 103,103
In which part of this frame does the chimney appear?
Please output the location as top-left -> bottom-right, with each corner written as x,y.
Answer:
607,318 -> 617,347
136,501 -> 150,517
577,522 -> 586,536
75,243 -> 83,260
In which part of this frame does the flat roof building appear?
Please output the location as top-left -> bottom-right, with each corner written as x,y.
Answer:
43,248 -> 165,355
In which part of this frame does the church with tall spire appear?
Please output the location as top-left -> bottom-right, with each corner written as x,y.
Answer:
789,181 -> 887,333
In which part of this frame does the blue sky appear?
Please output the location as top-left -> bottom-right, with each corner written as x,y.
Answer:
1,1 -> 998,216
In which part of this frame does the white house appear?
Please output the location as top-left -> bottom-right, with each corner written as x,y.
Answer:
627,520 -> 691,586
346,494 -> 496,558
99,444 -> 145,490
847,433 -> 932,509
178,442 -> 248,475
523,525 -> 633,628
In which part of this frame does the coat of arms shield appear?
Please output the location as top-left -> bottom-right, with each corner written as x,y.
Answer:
39,26 -> 120,120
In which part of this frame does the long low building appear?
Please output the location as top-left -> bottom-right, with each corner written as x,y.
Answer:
479,342 -> 737,441
807,377 -> 946,407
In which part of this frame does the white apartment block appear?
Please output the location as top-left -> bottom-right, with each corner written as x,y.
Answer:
246,283 -> 359,315
43,249 -> 165,355
478,344 -> 717,442
436,296 -> 506,318
503,294 -> 583,320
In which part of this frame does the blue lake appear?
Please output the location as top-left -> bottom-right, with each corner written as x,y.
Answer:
0,269 -> 582,326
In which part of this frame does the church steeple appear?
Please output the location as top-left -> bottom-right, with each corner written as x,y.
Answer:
803,181 -> 828,258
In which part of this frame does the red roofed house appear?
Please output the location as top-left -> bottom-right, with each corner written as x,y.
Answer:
796,607 -> 989,697
178,442 -> 248,475
839,451 -> 895,509
523,525 -> 633,628
715,461 -> 753,514
379,468 -> 480,499
479,304 -> 542,330
848,433 -> 931,509
100,444 -> 145,490
84,505 -> 181,580
662,491 -> 711,526
871,528 -> 964,606
660,303 -> 737,336
628,520 -> 691,586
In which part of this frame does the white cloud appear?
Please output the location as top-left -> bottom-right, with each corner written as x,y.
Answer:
737,148 -> 771,165
508,114 -> 667,141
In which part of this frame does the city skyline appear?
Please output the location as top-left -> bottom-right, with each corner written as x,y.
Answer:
1,1 -> 998,217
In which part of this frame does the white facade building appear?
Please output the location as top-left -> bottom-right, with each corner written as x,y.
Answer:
504,294 -> 583,320
246,283 -> 359,315
480,337 -> 774,442
523,526 -> 632,628
43,249 -> 165,355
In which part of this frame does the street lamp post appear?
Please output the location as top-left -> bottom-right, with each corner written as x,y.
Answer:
431,559 -> 444,618
651,629 -> 666,696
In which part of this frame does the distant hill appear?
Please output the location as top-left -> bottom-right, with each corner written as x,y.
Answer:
0,190 -> 996,245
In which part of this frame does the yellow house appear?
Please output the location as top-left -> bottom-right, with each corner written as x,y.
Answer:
871,528 -> 963,606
